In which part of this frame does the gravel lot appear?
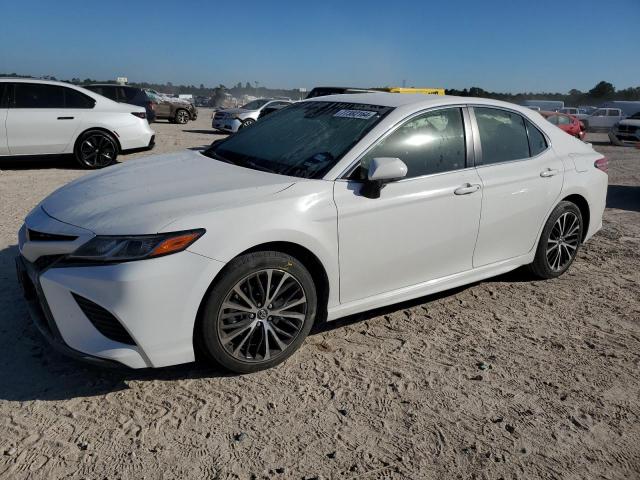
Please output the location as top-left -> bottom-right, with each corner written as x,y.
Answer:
0,111 -> 639,479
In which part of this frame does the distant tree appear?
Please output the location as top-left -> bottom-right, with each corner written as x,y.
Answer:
588,81 -> 615,98
245,82 -> 252,89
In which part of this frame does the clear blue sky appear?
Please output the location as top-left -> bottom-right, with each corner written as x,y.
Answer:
1,0 -> 638,93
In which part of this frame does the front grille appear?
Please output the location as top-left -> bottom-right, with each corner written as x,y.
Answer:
72,293 -> 136,345
28,229 -> 78,242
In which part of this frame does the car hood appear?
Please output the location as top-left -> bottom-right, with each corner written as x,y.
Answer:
618,119 -> 640,126
41,150 -> 295,235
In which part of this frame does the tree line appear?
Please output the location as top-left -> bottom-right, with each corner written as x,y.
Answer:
2,74 -> 639,106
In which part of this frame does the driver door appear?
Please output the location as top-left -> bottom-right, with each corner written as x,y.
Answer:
333,107 -> 483,304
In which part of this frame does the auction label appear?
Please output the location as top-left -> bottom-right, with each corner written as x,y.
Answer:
333,109 -> 377,120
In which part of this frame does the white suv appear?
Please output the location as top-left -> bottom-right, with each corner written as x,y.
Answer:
0,79 -> 155,168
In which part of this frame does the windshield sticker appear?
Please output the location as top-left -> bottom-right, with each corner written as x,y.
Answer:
333,109 -> 377,120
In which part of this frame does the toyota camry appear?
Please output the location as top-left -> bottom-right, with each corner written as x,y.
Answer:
16,93 -> 608,373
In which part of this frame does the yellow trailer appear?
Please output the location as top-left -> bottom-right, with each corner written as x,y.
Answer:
375,87 -> 445,95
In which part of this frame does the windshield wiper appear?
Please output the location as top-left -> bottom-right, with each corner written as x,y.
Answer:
202,148 -> 237,166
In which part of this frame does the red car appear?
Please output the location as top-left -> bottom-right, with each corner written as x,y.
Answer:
540,111 -> 586,140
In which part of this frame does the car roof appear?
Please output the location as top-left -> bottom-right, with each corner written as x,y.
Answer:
303,92 -> 533,111
0,77 -> 78,86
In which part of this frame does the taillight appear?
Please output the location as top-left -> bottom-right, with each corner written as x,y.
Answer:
148,101 -> 156,111
131,112 -> 146,119
594,157 -> 608,173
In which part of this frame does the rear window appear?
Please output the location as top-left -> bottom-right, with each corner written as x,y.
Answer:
475,107 -> 530,164
65,88 -> 95,108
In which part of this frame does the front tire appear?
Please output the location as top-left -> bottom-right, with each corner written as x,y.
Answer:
74,130 -> 118,169
529,201 -> 583,279
240,118 -> 256,129
175,109 -> 190,124
198,251 -> 317,373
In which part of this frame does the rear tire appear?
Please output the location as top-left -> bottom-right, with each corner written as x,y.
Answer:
74,130 -> 118,169
529,201 -> 583,279
197,251 -> 317,373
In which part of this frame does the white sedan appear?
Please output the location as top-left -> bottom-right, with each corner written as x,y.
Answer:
0,78 -> 155,168
16,93 -> 608,372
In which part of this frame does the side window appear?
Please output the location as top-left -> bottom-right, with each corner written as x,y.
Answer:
358,107 -> 466,179
526,120 -> 547,156
474,107 -> 530,165
0,83 -> 6,107
557,115 -> 571,125
593,109 -> 605,117
546,115 -> 559,125
64,88 -> 95,108
14,83 -> 65,108
607,109 -> 620,117
98,86 -> 118,101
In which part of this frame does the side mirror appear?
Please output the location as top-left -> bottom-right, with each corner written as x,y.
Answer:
362,157 -> 408,199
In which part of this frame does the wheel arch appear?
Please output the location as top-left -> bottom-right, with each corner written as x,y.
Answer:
561,193 -> 590,241
73,127 -> 122,153
192,241 -> 331,357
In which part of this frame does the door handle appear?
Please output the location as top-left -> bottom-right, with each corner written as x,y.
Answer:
540,168 -> 560,178
454,183 -> 481,195
57,116 -> 74,120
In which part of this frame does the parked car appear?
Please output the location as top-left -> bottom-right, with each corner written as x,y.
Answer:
84,84 -> 157,122
609,111 -> 640,146
212,99 -> 292,133
540,111 -> 586,140
16,93 -> 607,373
582,108 -> 625,132
305,87 -> 376,99
144,89 -> 198,124
0,79 -> 155,168
257,102 -> 291,119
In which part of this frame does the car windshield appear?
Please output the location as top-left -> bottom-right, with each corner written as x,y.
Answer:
202,101 -> 393,179
241,99 -> 270,110
630,112 -> 640,119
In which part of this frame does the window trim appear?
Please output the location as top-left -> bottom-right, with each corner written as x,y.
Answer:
468,105 -> 550,168
339,104 -> 475,182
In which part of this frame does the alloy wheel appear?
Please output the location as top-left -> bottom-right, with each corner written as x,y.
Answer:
176,110 -> 189,124
80,135 -> 116,168
217,268 -> 307,363
546,212 -> 580,271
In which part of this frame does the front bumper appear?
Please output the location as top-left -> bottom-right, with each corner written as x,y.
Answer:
609,130 -> 640,146
212,117 -> 241,133
17,212 -> 226,368
16,256 -> 124,367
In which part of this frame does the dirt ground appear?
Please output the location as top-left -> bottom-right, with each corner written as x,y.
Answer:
0,111 -> 639,480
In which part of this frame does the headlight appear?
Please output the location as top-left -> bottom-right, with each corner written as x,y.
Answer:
69,229 -> 205,262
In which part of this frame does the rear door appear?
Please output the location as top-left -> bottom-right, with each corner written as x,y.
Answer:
471,106 -> 563,267
6,83 -> 86,154
0,83 -> 9,154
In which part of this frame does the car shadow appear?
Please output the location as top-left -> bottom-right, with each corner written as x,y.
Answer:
182,129 -> 225,135
0,239 -> 534,402
0,155 -> 81,170
607,185 -> 640,213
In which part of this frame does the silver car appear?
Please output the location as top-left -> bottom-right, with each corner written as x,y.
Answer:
212,99 -> 292,133
609,111 -> 640,146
